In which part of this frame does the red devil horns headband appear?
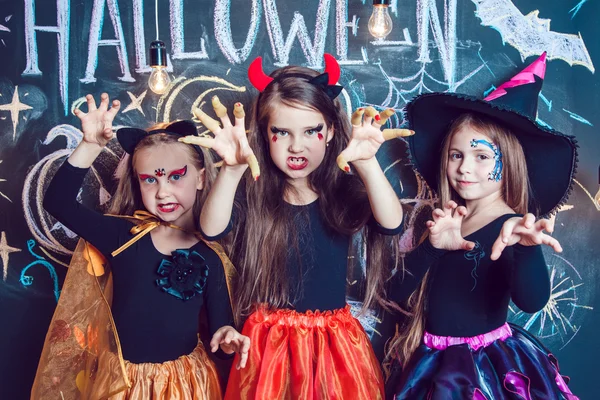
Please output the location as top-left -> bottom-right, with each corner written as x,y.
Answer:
248,54 -> 342,97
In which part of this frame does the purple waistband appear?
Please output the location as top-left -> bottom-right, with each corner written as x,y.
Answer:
424,323 -> 512,351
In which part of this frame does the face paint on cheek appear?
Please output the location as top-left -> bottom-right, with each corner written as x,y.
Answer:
154,168 -> 165,177
271,136 -> 278,143
470,139 -> 503,182
318,133 -> 324,141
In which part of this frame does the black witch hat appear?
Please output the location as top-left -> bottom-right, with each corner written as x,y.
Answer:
405,53 -> 578,217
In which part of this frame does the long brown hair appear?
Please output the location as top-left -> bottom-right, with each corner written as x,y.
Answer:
388,113 -> 530,364
230,65 -> 399,321
109,123 -> 217,229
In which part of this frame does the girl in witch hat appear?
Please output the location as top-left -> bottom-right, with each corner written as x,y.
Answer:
32,94 -> 250,400
180,54 -> 413,399
385,53 -> 579,399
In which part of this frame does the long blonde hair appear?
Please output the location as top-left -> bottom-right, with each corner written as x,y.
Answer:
109,123 -> 217,229
388,113 -> 530,364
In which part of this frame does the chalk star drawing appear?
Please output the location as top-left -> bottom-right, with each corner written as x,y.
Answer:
0,86 -> 33,140
1,231 -> 22,281
122,90 -> 147,116
0,160 -> 10,202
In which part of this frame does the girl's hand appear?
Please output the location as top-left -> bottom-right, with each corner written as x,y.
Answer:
427,201 -> 475,251
490,214 -> 561,260
210,325 -> 251,369
336,107 -> 414,172
74,93 -> 121,147
179,96 -> 260,180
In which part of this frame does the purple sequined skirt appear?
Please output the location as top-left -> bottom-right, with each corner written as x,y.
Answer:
388,323 -> 578,400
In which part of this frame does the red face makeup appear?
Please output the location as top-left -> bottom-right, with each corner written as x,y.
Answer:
168,165 -> 187,178
139,165 -> 187,182
133,144 -> 202,229
267,104 -> 331,183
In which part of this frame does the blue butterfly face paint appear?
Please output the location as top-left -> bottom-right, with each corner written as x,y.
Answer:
470,139 -> 503,182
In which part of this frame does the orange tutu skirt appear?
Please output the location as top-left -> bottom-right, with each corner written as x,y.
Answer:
225,306 -> 384,400
92,341 -> 222,400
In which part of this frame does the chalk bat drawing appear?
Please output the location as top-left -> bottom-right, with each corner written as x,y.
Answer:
472,0 -> 595,72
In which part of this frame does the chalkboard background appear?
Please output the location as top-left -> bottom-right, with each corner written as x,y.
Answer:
0,0 -> 598,398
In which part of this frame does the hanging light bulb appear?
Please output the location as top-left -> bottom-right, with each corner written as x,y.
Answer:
148,40 -> 171,94
594,164 -> 600,209
368,0 -> 393,39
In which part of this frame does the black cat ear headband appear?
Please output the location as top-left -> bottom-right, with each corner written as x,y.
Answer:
116,120 -> 204,157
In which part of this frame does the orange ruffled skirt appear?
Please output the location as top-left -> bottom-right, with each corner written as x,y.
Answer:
225,306 -> 384,400
92,341 -> 222,400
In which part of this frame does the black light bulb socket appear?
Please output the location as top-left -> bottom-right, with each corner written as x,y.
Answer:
149,40 -> 168,68
373,0 -> 390,5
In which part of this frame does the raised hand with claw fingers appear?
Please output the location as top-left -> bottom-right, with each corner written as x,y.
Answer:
426,200 -> 476,252
491,213 -> 561,260
179,96 -> 260,181
336,106 -> 414,173
69,93 -> 121,167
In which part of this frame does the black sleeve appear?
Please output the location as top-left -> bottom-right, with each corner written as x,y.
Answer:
388,239 -> 446,304
43,160 -> 129,257
204,257 -> 235,359
199,218 -> 234,241
199,188 -> 246,241
368,214 -> 404,236
509,244 -> 551,313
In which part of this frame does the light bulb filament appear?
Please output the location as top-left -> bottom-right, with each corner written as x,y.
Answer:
148,66 -> 171,95
368,4 -> 393,39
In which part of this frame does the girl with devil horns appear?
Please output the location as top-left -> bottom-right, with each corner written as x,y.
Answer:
180,54 -> 413,399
